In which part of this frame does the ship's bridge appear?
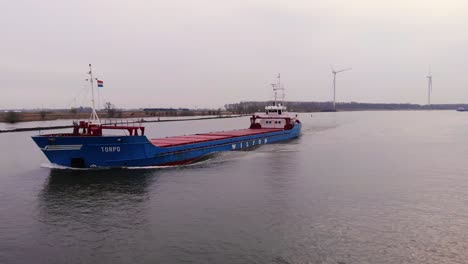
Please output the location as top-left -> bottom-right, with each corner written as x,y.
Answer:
265,104 -> 287,115
247,103 -> 298,130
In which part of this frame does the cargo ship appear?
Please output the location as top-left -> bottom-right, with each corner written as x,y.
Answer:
32,67 -> 301,168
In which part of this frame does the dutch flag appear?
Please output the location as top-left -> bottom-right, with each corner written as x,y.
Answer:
97,80 -> 104,88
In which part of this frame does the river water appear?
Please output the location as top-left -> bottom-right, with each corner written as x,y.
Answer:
1,111 -> 468,264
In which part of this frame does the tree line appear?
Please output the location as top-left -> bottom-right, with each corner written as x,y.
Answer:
224,101 -> 468,113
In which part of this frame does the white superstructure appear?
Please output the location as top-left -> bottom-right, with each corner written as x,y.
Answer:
249,74 -> 299,130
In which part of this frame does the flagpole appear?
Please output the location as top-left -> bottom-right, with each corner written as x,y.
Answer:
88,64 -> 100,123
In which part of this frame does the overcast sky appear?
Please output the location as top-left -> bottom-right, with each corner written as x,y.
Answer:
2,0 -> 468,109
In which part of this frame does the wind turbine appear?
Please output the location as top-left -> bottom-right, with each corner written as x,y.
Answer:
331,66 -> 352,110
426,67 -> 433,106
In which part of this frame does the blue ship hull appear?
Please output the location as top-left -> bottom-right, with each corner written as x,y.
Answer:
32,123 -> 301,168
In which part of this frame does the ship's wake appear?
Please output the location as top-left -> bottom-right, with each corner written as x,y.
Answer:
39,156 -> 229,171
41,163 -> 172,171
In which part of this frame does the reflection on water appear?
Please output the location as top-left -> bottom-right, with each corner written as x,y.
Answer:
42,168 -> 157,198
34,169 -> 160,263
39,169 -> 158,224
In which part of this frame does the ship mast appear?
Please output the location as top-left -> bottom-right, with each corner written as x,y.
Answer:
87,64 -> 100,123
271,73 -> 284,106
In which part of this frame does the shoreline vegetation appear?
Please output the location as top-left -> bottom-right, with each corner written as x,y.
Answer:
0,107 -> 226,124
1,100 -> 467,126
0,115 -> 243,134
224,101 -> 468,113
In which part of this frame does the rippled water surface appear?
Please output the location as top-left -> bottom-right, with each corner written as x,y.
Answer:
2,111 -> 468,264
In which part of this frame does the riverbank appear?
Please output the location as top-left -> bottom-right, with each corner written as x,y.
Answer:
0,109 -> 228,123
0,115 -> 243,133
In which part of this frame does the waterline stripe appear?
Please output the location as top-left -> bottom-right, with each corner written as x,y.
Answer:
43,145 -> 83,151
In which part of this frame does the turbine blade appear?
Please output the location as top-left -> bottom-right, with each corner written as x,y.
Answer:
336,68 -> 352,73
